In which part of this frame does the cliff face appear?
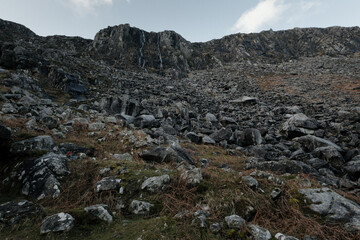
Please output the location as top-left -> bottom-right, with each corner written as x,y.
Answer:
91,24 -> 206,73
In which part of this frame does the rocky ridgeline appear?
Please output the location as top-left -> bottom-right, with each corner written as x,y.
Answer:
0,18 -> 360,239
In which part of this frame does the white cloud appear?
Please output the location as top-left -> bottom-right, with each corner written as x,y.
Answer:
231,0 -> 288,33
70,0 -> 113,10
60,0 -> 130,15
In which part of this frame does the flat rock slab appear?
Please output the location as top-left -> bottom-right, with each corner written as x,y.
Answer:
11,135 -> 57,153
40,212 -> 74,234
141,174 -> 170,193
17,152 -> 70,200
298,188 -> 360,231
95,176 -> 121,192
0,200 -> 43,225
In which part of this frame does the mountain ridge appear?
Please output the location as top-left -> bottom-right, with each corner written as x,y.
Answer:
2,18 -> 360,75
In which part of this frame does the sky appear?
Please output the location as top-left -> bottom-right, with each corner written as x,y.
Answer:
1,0 -> 360,42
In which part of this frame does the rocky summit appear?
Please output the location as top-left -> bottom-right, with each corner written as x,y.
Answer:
0,18 -> 360,240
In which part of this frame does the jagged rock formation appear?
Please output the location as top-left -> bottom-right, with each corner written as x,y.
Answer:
1,18 -> 360,239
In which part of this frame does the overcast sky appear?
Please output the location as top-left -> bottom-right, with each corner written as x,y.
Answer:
1,0 -> 360,42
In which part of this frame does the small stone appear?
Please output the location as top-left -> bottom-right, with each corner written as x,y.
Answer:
242,176 -> 259,190
225,214 -> 246,229
270,188 -> 282,200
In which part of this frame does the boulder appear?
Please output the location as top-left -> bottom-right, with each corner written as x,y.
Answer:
248,224 -> 272,240
134,115 -> 159,128
59,142 -> 94,156
242,176 -> 259,190
281,113 -> 318,139
141,174 -> 170,193
17,152 -> 70,200
11,135 -> 57,153
138,145 -> 194,165
130,200 -> 153,215
311,146 -> 344,170
40,212 -> 74,234
186,132 -> 202,144
224,214 -> 246,229
344,155 -> 360,180
180,167 -> 202,186
298,188 -> 360,231
210,128 -> 232,142
95,176 -> 121,192
40,116 -> 58,129
84,204 -> 113,223
294,135 -> 342,152
205,113 -> 217,122
0,200 -> 43,225
238,128 -> 262,146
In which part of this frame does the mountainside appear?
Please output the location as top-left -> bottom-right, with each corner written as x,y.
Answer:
0,18 -> 360,240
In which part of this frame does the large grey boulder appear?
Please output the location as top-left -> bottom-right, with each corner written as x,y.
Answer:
17,152 -> 70,200
224,214 -> 246,229
0,200 -> 43,225
238,128 -> 263,146
130,200 -> 153,215
294,135 -> 342,152
40,212 -> 74,234
298,188 -> 360,231
210,128 -> 232,143
11,135 -> 57,153
281,113 -> 318,139
141,174 -> 170,193
139,144 -> 194,165
311,146 -> 344,170
134,115 -> 159,128
84,204 -> 113,223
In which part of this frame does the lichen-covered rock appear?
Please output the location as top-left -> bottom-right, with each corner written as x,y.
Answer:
248,224 -> 271,240
17,152 -> 70,200
181,167 -> 202,186
95,177 -> 121,192
141,174 -> 170,193
40,212 -> 74,234
84,204 -> 113,223
242,176 -> 259,190
130,200 -> 153,215
224,214 -> 246,229
298,188 -> 360,231
0,200 -> 43,225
